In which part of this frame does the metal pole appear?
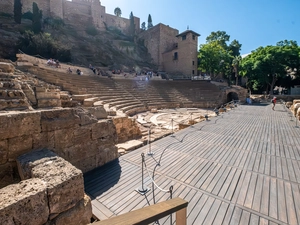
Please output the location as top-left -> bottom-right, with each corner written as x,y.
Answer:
141,153 -> 145,190
147,127 -> 154,155
169,186 -> 173,225
171,119 -> 174,136
136,153 -> 150,194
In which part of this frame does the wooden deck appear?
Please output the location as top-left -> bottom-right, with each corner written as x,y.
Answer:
84,103 -> 300,225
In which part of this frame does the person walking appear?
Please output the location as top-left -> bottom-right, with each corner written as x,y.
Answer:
272,96 -> 277,110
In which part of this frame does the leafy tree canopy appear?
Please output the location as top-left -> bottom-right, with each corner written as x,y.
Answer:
199,31 -> 242,84
141,22 -> 146,31
240,41 -> 300,93
198,41 -> 232,78
114,7 -> 122,17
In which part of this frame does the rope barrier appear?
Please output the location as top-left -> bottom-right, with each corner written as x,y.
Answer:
138,100 -> 240,210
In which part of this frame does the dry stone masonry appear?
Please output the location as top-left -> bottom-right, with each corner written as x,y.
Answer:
0,149 -> 92,225
0,107 -> 118,188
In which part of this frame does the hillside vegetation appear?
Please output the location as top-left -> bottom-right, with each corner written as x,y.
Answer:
0,14 -> 155,71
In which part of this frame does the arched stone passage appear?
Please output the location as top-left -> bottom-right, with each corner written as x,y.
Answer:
227,92 -> 239,102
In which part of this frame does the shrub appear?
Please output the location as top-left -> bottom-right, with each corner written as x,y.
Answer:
18,30 -> 71,62
0,12 -> 13,18
22,11 -> 33,20
85,25 -> 98,36
44,17 -> 65,29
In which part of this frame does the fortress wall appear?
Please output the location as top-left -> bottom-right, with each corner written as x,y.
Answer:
63,1 -> 92,25
64,1 -> 91,16
138,24 -> 178,69
138,25 -> 161,66
50,0 -> 63,18
105,13 -> 134,35
22,0 -> 51,17
0,108 -> 118,188
0,0 -> 13,15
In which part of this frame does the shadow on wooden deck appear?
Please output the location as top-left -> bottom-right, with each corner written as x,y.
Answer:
84,159 -> 122,199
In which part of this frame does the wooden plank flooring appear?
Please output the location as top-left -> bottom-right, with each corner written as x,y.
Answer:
84,103 -> 300,225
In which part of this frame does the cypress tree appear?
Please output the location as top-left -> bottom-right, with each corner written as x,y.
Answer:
14,0 -> 22,24
32,2 -> 43,34
147,14 -> 153,29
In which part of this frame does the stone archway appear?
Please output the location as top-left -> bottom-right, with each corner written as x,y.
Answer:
227,92 -> 239,102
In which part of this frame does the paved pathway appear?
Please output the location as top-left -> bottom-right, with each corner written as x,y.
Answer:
85,102 -> 300,225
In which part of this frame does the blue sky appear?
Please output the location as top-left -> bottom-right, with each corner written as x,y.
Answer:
100,0 -> 299,55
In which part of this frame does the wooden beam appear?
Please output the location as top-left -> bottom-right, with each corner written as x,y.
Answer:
91,197 -> 188,225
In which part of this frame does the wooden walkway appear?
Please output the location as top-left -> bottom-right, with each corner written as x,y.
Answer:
84,103 -> 300,225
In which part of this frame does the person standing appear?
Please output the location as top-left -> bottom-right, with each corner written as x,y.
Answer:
272,96 -> 277,110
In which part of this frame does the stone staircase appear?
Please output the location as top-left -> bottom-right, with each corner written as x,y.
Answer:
0,72 -> 31,111
22,66 -> 223,116
25,67 -> 147,115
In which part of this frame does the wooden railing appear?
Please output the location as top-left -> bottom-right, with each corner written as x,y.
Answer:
91,197 -> 188,225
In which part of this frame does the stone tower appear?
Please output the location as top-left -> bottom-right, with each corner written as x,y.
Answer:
175,30 -> 200,76
91,0 -> 105,29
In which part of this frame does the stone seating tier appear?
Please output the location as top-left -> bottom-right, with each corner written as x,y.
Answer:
25,66 -> 223,116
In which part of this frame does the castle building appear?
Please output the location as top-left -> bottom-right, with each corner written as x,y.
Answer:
138,23 -> 200,76
1,0 -> 199,76
1,0 -> 140,34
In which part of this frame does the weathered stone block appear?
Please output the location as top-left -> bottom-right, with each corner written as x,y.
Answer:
8,135 -> 32,161
16,61 -> 34,67
40,108 -> 80,132
74,108 -> 98,126
0,111 -> 41,140
91,119 -> 117,143
32,131 -> 55,150
0,62 -> 14,73
54,128 -> 74,149
17,149 -> 85,216
17,149 -> 57,180
0,178 -> 49,225
36,92 -> 60,99
73,126 -> 91,145
38,98 -> 62,108
83,97 -> 99,107
51,194 -> 92,225
0,139 -> 8,164
86,106 -> 108,119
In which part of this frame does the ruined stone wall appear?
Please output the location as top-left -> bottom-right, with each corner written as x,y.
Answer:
0,108 -> 118,188
113,116 -> 142,143
0,149 -> 92,225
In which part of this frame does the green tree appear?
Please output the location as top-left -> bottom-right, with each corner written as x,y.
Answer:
198,41 -> 232,79
32,2 -> 43,34
114,7 -> 121,17
229,39 -> 242,57
129,11 -> 135,40
147,14 -> 153,29
14,0 -> 22,24
18,30 -> 71,62
141,22 -> 146,31
206,31 -> 230,49
240,42 -> 300,94
232,55 -> 242,85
